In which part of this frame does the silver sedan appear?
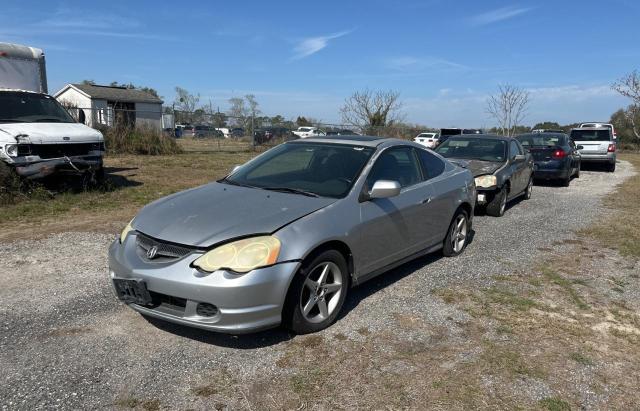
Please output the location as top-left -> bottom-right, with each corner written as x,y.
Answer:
108,136 -> 476,334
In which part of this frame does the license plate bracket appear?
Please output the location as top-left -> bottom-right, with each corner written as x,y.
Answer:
113,278 -> 153,306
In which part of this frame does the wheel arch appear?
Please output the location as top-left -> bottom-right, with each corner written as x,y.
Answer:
300,240 -> 354,284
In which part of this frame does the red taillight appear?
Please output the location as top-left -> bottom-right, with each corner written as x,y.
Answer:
608,144 -> 616,152
552,149 -> 566,159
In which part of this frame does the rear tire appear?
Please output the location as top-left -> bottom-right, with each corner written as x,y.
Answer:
283,250 -> 349,334
442,209 -> 469,257
607,162 -> 616,172
575,164 -> 580,178
562,175 -> 570,187
486,186 -> 508,217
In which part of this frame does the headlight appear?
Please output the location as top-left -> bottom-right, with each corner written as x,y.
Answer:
474,175 -> 497,188
193,236 -> 281,273
5,144 -> 18,157
120,219 -> 134,243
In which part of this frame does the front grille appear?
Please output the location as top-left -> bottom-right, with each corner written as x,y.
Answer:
136,233 -> 193,261
18,143 -> 105,159
148,291 -> 187,311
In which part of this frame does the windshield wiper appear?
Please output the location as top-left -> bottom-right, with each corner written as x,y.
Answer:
261,187 -> 320,197
217,177 -> 258,189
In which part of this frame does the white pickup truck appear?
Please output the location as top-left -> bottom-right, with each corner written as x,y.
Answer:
0,42 -> 105,179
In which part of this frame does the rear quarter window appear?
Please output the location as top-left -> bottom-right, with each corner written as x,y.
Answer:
417,149 -> 445,179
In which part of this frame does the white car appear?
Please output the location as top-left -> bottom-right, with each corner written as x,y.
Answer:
292,127 -> 326,138
413,132 -> 439,148
580,122 -> 616,140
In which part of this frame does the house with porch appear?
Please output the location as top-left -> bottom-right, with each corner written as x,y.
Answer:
54,83 -> 163,129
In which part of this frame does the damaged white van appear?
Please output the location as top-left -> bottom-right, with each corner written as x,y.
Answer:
0,42 -> 105,179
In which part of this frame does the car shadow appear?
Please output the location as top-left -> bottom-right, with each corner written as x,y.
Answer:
142,315 -> 295,349
143,229 -> 476,348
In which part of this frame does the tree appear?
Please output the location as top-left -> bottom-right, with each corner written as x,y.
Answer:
612,70 -> 640,140
228,95 -> 261,131
212,112 -> 228,128
531,121 -> 562,131
81,79 -> 96,85
296,116 -> 311,127
228,97 -> 247,127
340,89 -> 403,134
486,84 -> 531,137
174,87 -> 200,124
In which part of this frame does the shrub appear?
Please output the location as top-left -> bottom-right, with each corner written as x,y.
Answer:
0,161 -> 50,205
102,126 -> 183,155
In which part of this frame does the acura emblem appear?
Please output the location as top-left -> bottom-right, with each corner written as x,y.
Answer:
63,136 -> 71,141
146,246 -> 158,259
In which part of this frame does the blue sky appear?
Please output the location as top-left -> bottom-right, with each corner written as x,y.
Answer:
3,0 -> 639,127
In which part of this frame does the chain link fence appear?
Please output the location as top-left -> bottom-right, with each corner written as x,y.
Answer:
64,106 -> 439,153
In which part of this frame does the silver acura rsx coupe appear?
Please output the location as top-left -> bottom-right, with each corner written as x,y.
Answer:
108,136 -> 476,334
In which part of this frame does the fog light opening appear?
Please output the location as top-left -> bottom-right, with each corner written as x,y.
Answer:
196,303 -> 219,317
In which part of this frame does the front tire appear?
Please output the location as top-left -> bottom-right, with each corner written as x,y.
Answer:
486,186 -> 508,217
283,250 -> 348,334
524,177 -> 533,200
442,209 -> 469,257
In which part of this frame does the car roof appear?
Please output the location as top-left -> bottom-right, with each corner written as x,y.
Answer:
291,135 -> 403,147
518,132 -> 567,137
571,127 -> 610,131
444,134 -> 514,141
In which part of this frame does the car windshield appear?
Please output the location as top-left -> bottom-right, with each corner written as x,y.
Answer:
570,129 -> 611,141
435,138 -> 507,162
222,142 -> 375,198
440,128 -> 462,136
517,134 -> 566,147
0,92 -> 75,123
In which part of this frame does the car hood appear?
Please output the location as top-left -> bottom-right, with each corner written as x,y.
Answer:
0,122 -> 103,143
132,183 -> 337,248
447,158 -> 503,177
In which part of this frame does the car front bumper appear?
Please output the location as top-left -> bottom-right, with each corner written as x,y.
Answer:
11,154 -> 103,179
108,236 -> 300,334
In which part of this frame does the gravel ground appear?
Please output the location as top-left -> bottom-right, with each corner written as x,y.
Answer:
0,161 -> 635,410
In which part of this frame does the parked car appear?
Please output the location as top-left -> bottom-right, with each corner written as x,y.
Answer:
0,90 -> 105,180
109,136 -> 476,334
579,122 -> 617,141
195,125 -> 224,138
182,125 -> 195,137
570,127 -> 616,172
435,135 -> 534,217
229,127 -> 244,138
438,128 -> 483,146
516,132 -> 581,186
215,127 -> 230,138
414,132 -> 438,148
292,127 -> 326,138
253,128 -> 273,144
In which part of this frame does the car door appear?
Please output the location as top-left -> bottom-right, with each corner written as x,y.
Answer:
415,148 -> 453,244
356,146 -> 434,276
508,140 -> 526,196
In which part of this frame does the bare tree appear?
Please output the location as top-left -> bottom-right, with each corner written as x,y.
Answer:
228,95 -> 261,131
613,70 -> 640,140
486,84 -> 530,136
174,87 -> 200,124
340,89 -> 403,134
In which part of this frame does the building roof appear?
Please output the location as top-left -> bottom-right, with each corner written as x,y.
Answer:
62,83 -> 163,104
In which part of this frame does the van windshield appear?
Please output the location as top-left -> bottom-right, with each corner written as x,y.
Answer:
0,92 -> 75,123
570,129 -> 611,141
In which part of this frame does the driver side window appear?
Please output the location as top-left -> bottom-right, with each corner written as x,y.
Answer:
509,141 -> 520,159
366,147 -> 422,189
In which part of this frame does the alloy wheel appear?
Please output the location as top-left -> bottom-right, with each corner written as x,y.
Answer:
300,262 -> 343,323
451,214 -> 468,253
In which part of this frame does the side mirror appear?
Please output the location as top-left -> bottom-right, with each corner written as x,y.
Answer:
369,180 -> 401,199
576,145 -> 584,150
514,154 -> 526,162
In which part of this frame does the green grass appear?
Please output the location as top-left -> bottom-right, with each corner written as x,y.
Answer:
485,288 -> 538,311
541,266 -> 589,310
569,352 -> 593,366
539,397 -> 571,411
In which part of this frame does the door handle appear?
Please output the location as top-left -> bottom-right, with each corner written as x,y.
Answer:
421,197 -> 432,204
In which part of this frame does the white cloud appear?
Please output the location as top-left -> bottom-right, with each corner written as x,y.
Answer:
290,30 -> 352,61
470,6 -> 533,26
